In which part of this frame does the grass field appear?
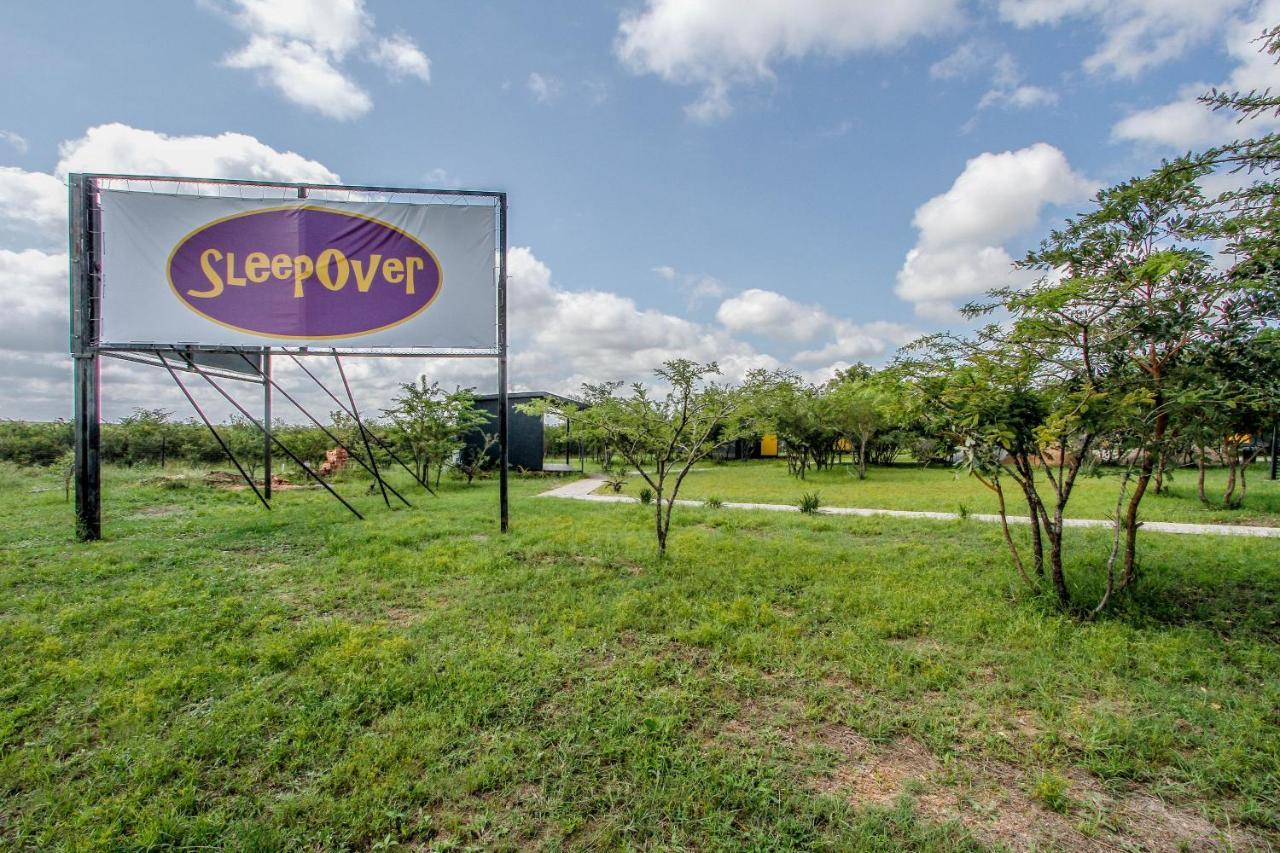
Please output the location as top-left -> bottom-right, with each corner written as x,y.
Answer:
602,458 -> 1280,527
2,462 -> 1278,849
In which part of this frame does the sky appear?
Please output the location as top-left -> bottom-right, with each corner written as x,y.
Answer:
2,0 -> 1277,422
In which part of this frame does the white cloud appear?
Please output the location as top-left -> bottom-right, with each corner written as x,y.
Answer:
615,0 -> 962,120
225,36 -> 373,120
0,248 -> 67,353
895,143 -> 1096,319
56,123 -> 340,184
527,72 -> 561,103
370,33 -> 431,82
998,0 -> 1251,78
794,319 -> 921,363
216,0 -> 430,118
0,130 -> 28,154
716,288 -> 830,342
931,41 -> 987,80
931,45 -> 1057,113
653,264 -> 727,306
0,167 -> 66,238
1112,1 -> 1280,148
979,83 -> 1058,110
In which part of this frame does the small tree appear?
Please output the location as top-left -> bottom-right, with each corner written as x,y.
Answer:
383,379 -> 489,487
580,360 -> 748,555
828,380 -> 886,479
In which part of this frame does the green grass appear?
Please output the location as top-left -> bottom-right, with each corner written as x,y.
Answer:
609,458 -> 1280,526
1,461 -> 1278,849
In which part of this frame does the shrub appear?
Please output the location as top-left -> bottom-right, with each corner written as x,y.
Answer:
638,487 -> 653,505
704,495 -> 724,509
798,492 -> 822,514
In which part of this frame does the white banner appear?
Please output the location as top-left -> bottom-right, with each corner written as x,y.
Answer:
98,191 -> 497,349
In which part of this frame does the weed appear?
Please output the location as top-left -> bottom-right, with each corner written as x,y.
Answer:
1032,771 -> 1071,814
799,491 -> 822,514
639,487 -> 653,505
704,495 -> 724,509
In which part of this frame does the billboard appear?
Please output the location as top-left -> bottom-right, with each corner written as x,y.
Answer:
97,191 -> 497,349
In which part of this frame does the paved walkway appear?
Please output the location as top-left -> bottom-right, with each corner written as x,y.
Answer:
537,476 -> 1280,539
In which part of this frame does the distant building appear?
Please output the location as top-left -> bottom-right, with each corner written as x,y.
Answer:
466,391 -> 580,472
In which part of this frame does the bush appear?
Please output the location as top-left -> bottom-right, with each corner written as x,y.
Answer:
704,495 -> 724,509
638,487 -> 653,505
798,492 -> 822,514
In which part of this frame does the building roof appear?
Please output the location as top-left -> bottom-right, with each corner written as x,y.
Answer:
473,391 -> 582,407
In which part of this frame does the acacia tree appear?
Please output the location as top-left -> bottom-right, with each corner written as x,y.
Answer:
383,379 -> 488,487
579,360 -> 748,555
827,379 -> 888,480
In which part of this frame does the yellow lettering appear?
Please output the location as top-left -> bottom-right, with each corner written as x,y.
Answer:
191,249 -> 224,298
383,258 -> 405,285
271,253 -> 292,281
292,255 -> 314,298
225,252 -> 247,287
315,248 -> 349,291
352,254 -> 383,292
245,252 -> 270,284
405,256 -> 425,295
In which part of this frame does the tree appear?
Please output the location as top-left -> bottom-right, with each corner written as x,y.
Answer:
578,360 -> 748,555
383,379 -> 488,487
827,379 -> 887,480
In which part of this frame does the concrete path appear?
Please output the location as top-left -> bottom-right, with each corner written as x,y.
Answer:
537,476 -> 1280,539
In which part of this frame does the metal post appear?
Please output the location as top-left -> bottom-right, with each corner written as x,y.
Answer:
263,348 -> 272,501
497,194 -> 509,532
70,174 -> 101,541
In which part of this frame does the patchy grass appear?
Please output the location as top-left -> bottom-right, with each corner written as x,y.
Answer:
1,464 -> 1277,849
609,458 -> 1280,526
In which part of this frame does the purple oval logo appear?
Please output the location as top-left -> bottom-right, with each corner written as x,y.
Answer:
167,206 -> 443,339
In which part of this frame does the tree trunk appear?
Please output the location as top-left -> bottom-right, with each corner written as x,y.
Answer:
858,436 -> 868,480
654,493 -> 667,554
1197,448 -> 1208,503
1153,450 -> 1165,495
1222,442 -> 1238,507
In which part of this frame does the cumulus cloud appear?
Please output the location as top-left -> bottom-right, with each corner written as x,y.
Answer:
998,0 -> 1251,78
215,0 -> 431,119
653,264 -> 726,307
716,289 -> 830,342
895,143 -> 1096,319
615,0 -> 962,120
0,167 -> 66,242
1112,1 -> 1280,148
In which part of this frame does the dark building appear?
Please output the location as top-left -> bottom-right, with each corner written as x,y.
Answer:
465,391 -> 580,472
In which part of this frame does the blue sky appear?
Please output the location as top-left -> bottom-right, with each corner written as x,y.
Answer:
1,0 -> 1275,420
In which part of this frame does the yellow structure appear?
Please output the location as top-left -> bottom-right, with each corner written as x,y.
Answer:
760,434 -> 779,457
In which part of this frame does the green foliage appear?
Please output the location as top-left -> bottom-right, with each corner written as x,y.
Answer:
638,487 -> 653,505
0,420 -> 71,467
382,378 -> 488,488
579,359 -> 751,554
798,491 -> 822,514
704,495 -> 724,509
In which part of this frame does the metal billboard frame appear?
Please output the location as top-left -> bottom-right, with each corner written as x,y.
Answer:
69,172 -> 509,541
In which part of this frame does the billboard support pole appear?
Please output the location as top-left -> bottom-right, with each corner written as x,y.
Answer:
498,194 -> 509,533
70,174 -> 101,542
263,348 -> 272,501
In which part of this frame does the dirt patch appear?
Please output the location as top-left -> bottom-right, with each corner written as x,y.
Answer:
811,733 -> 1265,851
